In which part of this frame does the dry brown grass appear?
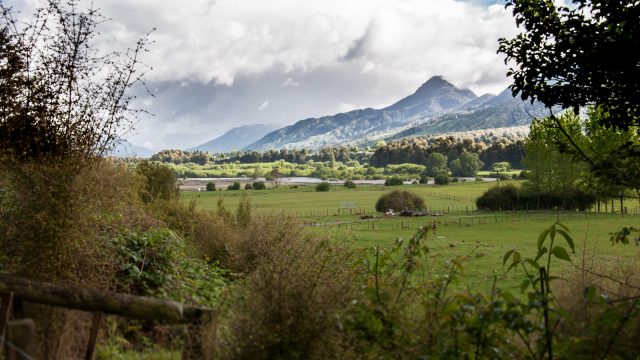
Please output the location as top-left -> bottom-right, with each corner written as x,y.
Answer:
217,230 -> 357,360
0,158 -> 145,358
554,250 -> 640,358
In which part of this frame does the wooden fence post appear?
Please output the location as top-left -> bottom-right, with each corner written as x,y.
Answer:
4,319 -> 35,360
0,292 -> 13,348
85,313 -> 103,360
183,310 -> 217,360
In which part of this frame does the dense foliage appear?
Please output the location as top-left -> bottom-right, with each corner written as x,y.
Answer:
0,2 -> 149,161
315,182 -> 331,192
371,136 -> 525,169
375,190 -> 425,212
384,176 -> 404,186
498,1 -> 640,190
498,0 -> 640,131
149,134 -> 527,180
476,184 -> 596,211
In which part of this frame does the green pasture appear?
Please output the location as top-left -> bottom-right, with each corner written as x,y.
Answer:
182,180 -> 640,291
182,181 -> 496,216
314,213 -> 638,292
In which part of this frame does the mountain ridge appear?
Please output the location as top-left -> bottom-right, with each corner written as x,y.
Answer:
246,76 -> 478,150
191,124 -> 277,153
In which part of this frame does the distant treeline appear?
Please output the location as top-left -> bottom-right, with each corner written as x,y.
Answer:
150,135 -> 526,170
370,137 -> 525,169
151,146 -> 371,166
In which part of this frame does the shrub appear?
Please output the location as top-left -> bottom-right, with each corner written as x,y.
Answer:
206,181 -> 216,191
451,177 -> 459,183
518,171 -> 528,180
344,180 -> 357,189
244,183 -> 253,190
384,176 -> 404,186
476,185 -> 597,211
219,234 -> 355,359
511,173 -> 518,180
375,190 -> 425,212
476,184 -> 520,211
136,161 -> 179,203
252,181 -> 266,190
434,174 -> 450,185
419,175 -> 430,184
475,176 -> 484,182
316,182 -> 331,192
227,181 -> 241,190
498,173 -> 511,180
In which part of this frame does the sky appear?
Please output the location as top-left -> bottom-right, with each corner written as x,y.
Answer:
9,0 -> 520,150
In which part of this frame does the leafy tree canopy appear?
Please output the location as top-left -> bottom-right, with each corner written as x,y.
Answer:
498,0 -> 640,131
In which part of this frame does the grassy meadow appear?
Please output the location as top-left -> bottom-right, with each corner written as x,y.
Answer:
183,180 -> 640,292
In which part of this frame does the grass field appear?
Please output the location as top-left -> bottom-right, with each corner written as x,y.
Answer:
182,181 -> 640,292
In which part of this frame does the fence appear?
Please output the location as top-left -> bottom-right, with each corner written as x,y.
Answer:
0,275 -> 215,360
306,211 -> 638,231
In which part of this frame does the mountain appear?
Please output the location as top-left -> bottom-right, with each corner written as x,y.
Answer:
245,76 -> 477,150
385,88 -> 552,141
109,140 -> 154,158
191,124 -> 277,153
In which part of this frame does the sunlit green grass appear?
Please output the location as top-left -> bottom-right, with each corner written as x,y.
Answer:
182,180 -> 640,292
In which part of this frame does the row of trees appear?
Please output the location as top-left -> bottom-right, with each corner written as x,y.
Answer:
477,109 -> 639,211
151,145 -> 371,166
369,136 -> 526,169
150,136 -> 520,176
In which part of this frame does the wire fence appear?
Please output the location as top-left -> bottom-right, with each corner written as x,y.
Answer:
304,211 -> 639,231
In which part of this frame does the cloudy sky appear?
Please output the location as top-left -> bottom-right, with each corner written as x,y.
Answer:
10,0 -> 520,150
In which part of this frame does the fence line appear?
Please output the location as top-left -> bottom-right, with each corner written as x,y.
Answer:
304,210 -> 639,231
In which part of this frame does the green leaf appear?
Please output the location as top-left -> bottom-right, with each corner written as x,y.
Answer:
556,222 -> 569,232
557,229 -> 575,253
503,249 -> 515,266
551,246 -> 572,262
535,247 -> 548,262
525,258 -> 540,268
537,229 -> 549,250
549,224 -> 556,241
506,251 -> 521,272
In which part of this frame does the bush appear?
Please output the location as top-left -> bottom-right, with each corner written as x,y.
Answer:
475,176 -> 484,182
476,185 -> 597,211
498,173 -> 511,180
476,184 -> 520,211
419,175 -> 430,184
511,173 -> 518,180
518,171 -> 528,180
244,183 -> 253,190
136,161 -> 179,203
206,181 -> 216,191
375,190 -> 425,212
252,181 -> 266,190
219,234 -> 355,359
451,177 -> 459,183
227,181 -> 241,190
384,176 -> 404,186
316,182 -> 331,192
434,174 -> 450,185
344,180 -> 357,189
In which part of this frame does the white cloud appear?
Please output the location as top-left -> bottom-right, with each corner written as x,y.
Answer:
258,100 -> 270,111
7,0 -> 521,149
281,78 -> 300,87
68,0 -> 516,94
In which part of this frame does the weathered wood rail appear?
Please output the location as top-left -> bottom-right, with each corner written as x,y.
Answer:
0,274 -> 216,360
